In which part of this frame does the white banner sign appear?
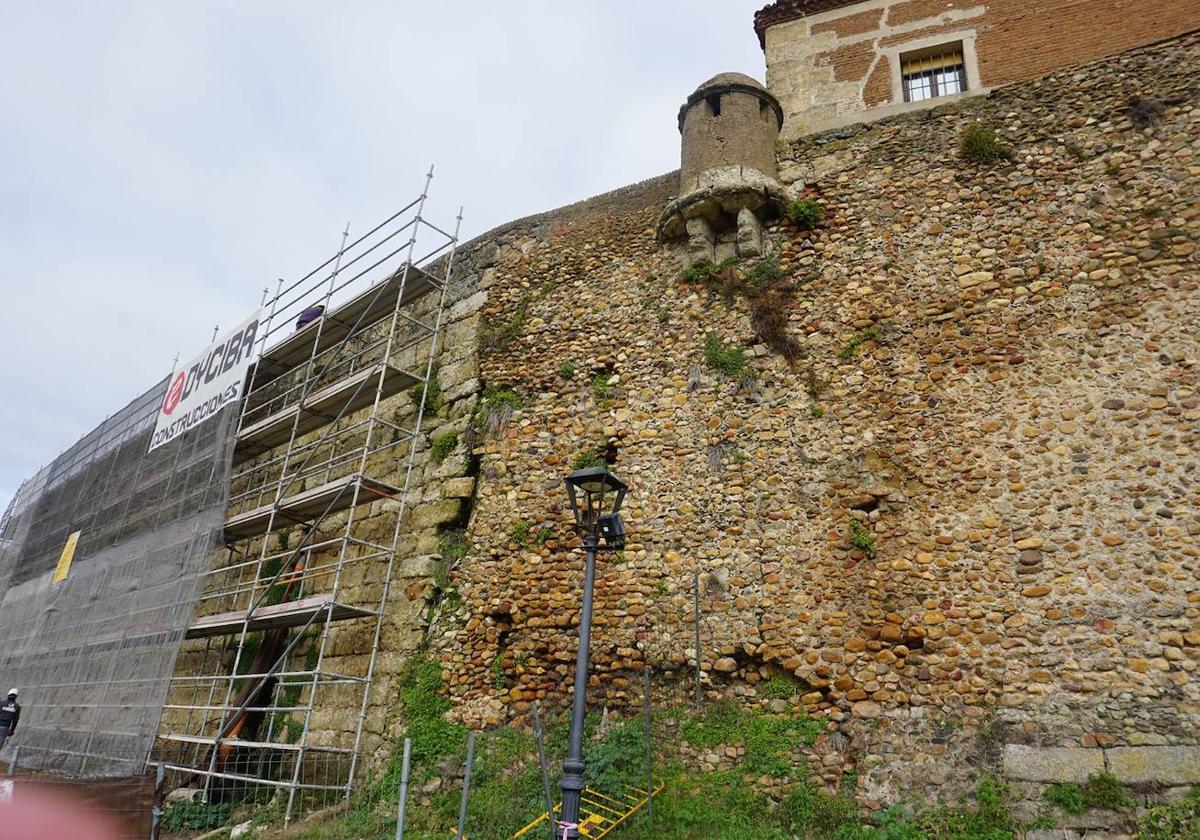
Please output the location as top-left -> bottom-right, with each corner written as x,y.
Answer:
149,309 -> 262,451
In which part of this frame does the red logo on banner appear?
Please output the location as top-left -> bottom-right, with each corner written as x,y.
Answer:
163,372 -> 186,415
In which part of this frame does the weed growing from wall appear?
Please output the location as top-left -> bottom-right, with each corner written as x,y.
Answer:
430,430 -> 458,463
703,336 -> 750,378
1127,95 -> 1165,129
476,386 -> 525,436
786,197 -> 823,229
959,121 -> 1012,163
849,520 -> 877,558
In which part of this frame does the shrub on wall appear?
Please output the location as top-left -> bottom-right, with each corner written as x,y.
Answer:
786,197 -> 823,229
959,121 -> 1012,163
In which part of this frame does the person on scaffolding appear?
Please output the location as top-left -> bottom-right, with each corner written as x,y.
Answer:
0,689 -> 20,750
295,302 -> 325,331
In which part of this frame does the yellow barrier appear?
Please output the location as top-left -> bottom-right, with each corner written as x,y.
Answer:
508,779 -> 664,839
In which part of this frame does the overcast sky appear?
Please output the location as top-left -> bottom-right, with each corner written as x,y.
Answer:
0,2 -> 767,506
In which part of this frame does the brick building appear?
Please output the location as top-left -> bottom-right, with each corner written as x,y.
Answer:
754,0 -> 1200,139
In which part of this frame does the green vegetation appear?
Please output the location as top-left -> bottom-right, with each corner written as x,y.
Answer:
762,675 -> 798,700
703,336 -> 750,378
838,325 -> 882,360
476,385 -> 526,435
786,197 -> 824,230
558,361 -> 577,379
591,373 -> 616,400
680,701 -> 821,778
683,256 -> 740,284
572,449 -> 607,470
811,405 -> 824,419
510,520 -> 531,546
491,654 -> 506,690
746,255 -> 785,287
162,800 -> 233,832
410,362 -> 443,416
1139,787 -> 1200,840
849,521 -> 877,558
1045,773 -> 1131,814
438,530 -> 469,561
959,121 -> 1012,164
481,294 -> 532,349
1043,782 -> 1086,814
269,688 -> 1026,840
430,430 -> 458,464
1081,772 -> 1132,810
534,526 -> 553,546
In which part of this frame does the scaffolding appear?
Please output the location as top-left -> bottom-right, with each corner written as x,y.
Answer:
0,375 -> 236,777
150,172 -> 460,820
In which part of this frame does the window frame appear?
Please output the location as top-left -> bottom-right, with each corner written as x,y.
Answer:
887,34 -> 979,108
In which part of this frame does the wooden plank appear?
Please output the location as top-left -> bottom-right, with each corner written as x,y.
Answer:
186,594 -> 375,639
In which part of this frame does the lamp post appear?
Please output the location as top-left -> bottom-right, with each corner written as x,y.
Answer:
558,467 -> 628,840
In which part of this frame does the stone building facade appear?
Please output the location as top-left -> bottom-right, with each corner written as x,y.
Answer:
430,29 -> 1200,811
754,0 -> 1200,139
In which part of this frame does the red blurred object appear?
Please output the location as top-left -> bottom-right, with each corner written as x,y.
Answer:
0,787 -> 125,840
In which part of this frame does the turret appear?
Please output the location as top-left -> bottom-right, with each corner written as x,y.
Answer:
658,73 -> 793,265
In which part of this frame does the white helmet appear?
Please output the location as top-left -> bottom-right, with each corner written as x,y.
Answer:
7,689 -> 16,696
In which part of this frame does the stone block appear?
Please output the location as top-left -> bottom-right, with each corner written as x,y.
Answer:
1003,745 -> 1105,782
1106,746 -> 1200,785
736,207 -> 764,258
442,477 -> 476,498
408,498 -> 462,530
685,216 -> 715,266
1024,831 -> 1081,840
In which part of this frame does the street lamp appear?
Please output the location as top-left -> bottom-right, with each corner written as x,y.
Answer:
558,467 -> 627,839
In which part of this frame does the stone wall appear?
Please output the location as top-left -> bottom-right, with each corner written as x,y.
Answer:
431,30 -> 1200,808
757,0 -> 1200,139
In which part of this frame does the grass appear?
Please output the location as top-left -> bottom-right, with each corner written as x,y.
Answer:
787,197 -> 824,230
1044,773 -> 1131,814
849,521 -> 877,558
762,675 -> 798,700
411,362 -> 442,416
265,693 -> 1024,840
481,293 -> 531,349
680,700 -> 821,778
959,121 -> 1012,164
683,256 -> 739,284
1139,787 -> 1200,840
703,336 -> 750,378
510,520 -> 530,545
438,530 -> 469,561
838,325 -> 882,360
161,800 -> 232,832
591,373 -> 615,400
572,449 -> 607,470
430,430 -> 458,464
477,385 -> 525,436
558,361 -> 577,379
746,255 -> 786,287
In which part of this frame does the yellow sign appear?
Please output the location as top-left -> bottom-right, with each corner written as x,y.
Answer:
52,531 -> 81,584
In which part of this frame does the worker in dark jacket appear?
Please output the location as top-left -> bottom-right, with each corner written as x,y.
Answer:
0,689 -> 19,750
295,303 -> 325,331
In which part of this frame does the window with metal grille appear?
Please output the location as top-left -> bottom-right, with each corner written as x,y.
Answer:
901,44 -> 967,103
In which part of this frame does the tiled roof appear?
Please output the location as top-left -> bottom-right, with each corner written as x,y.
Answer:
753,0 -> 867,47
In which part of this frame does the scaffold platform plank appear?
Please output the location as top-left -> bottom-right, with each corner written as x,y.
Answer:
185,594 -> 376,639
252,264 -> 438,385
234,363 -> 418,463
158,732 -> 355,753
224,474 -> 399,540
